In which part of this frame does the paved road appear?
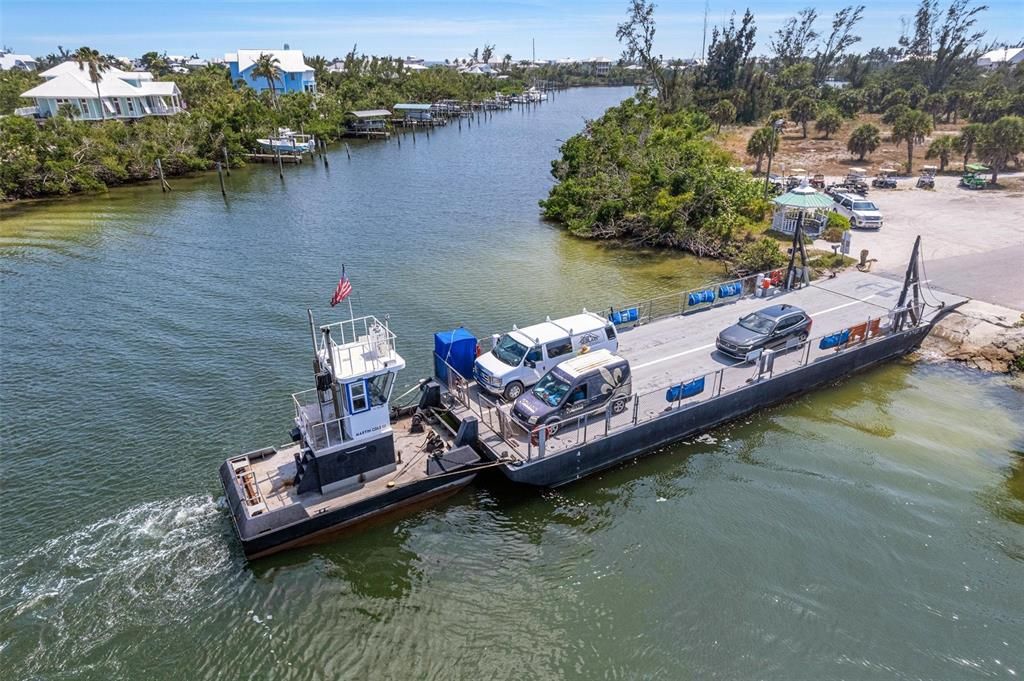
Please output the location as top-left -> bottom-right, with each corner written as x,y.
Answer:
875,243 -> 1024,311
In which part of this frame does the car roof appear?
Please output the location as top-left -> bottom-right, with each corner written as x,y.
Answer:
555,349 -> 625,379
756,304 -> 805,319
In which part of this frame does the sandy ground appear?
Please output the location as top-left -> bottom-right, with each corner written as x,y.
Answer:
809,173 -> 1024,310
722,113 -> 968,177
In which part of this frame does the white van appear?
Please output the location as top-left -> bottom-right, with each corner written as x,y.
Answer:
474,311 -> 618,400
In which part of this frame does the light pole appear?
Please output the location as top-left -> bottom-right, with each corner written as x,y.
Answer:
763,118 -> 785,197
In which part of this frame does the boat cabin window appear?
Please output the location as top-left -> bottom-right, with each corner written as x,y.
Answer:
545,339 -> 573,359
347,381 -> 369,413
367,373 -> 394,407
492,334 -> 528,367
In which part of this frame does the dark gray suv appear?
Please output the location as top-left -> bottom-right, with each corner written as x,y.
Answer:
715,304 -> 813,360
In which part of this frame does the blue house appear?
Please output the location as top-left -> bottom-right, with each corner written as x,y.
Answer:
225,49 -> 316,95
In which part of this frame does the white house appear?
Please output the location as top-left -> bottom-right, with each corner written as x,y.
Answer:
21,61 -> 185,121
588,57 -> 613,76
0,52 -> 38,71
976,46 -> 1024,69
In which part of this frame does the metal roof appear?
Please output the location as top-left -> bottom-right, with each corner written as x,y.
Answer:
393,103 -> 432,111
347,109 -> 391,118
510,312 -> 607,345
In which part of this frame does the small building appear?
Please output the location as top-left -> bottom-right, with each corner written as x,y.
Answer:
393,103 -> 433,122
770,183 -> 834,238
976,46 -> 1024,69
225,49 -> 316,94
344,109 -> 391,138
0,52 -> 38,71
20,61 -> 185,121
588,57 -> 613,76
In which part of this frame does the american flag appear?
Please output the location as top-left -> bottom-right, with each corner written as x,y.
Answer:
330,268 -> 352,307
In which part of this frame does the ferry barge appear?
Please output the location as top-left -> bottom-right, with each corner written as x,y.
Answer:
219,314 -> 482,560
436,237 -> 963,488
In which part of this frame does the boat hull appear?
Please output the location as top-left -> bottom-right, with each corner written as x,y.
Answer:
220,447 -> 479,560
496,324 -> 932,488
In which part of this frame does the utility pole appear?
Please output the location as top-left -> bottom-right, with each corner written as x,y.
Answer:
532,38 -> 535,64
701,0 -> 709,63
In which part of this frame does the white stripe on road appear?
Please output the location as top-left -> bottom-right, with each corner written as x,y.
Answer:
632,294 -> 881,370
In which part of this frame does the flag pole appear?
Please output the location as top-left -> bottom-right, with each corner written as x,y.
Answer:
344,264 -> 354,321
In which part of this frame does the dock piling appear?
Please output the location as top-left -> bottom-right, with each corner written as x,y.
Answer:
222,147 -> 231,176
345,143 -> 352,160
276,150 -> 284,179
216,161 -> 226,197
155,158 -> 171,192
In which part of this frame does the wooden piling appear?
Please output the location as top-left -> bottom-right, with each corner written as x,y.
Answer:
216,161 -> 226,196
222,147 -> 231,176
345,143 -> 351,160
276,149 -> 284,178
155,158 -> 171,192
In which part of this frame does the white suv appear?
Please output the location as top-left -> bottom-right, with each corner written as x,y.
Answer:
833,193 -> 883,230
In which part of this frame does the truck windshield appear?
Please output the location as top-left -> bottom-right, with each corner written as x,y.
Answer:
492,334 -> 528,367
852,201 -> 878,211
738,313 -> 775,334
532,372 -> 572,407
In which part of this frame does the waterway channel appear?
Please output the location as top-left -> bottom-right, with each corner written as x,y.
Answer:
1,86 -> 1022,680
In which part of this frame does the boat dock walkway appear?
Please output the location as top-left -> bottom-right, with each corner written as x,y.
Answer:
444,271 -> 962,465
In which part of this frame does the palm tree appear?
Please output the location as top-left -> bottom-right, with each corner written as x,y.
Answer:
891,110 -> 933,173
846,124 -> 881,161
710,99 -> 736,134
925,135 -> 956,171
789,96 -> 818,138
73,46 -> 109,120
955,123 -> 985,169
746,126 -> 779,174
251,53 -> 282,106
976,116 -> 1024,185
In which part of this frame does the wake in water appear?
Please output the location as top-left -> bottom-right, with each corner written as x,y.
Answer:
0,495 -> 242,677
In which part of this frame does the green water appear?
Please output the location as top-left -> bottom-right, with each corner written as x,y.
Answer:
1,87 -> 1022,680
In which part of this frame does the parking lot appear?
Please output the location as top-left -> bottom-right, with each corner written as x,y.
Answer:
812,173 -> 1024,309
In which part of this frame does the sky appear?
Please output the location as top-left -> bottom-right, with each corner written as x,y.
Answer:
1,0 -> 1020,62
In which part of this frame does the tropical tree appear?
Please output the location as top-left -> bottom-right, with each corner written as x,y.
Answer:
746,125 -> 779,173
710,99 -> 737,133
481,44 -> 495,64
847,123 -> 881,160
891,109 -> 933,173
975,115 -> 1024,184
836,88 -> 864,118
502,54 -> 512,71
881,103 -> 911,126
925,134 -> 957,171
923,92 -> 947,123
879,88 -> 908,111
954,122 -> 985,168
815,107 -> 843,139
251,53 -> 282,106
790,96 -> 818,137
73,46 -> 109,120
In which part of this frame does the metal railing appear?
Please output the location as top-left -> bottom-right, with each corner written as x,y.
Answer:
319,315 -> 397,373
291,388 -> 354,453
513,313 -> 899,459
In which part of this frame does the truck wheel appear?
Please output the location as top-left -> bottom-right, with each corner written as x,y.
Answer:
543,418 -> 560,437
503,381 -> 524,400
796,331 -> 809,343
611,397 -> 627,414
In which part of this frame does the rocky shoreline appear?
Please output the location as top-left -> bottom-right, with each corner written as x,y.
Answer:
921,300 -> 1024,375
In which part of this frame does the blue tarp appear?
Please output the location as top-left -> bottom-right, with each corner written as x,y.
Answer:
665,376 -> 706,402
434,327 -> 477,383
819,328 -> 851,350
718,282 -> 742,298
609,307 -> 640,324
687,289 -> 716,306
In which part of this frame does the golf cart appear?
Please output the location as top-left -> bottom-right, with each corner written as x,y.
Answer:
872,167 -> 898,189
917,165 -> 937,189
960,163 -> 989,190
785,168 -> 807,190
810,173 -> 826,189
827,167 -> 869,196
